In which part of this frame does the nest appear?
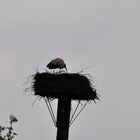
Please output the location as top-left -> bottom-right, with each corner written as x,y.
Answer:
31,72 -> 99,101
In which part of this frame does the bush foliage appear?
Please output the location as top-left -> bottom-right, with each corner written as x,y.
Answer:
0,115 -> 18,140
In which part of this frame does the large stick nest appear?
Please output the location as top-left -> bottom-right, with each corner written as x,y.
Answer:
31,72 -> 99,101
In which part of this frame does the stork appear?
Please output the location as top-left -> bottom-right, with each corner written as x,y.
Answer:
47,58 -> 67,73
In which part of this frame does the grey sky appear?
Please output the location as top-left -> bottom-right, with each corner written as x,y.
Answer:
0,0 -> 140,140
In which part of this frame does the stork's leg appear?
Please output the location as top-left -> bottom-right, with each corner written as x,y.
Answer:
53,69 -> 55,74
59,69 -> 63,73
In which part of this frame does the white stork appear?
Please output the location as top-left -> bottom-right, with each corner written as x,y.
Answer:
47,58 -> 67,72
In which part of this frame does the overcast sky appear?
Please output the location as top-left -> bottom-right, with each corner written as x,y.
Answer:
0,0 -> 140,140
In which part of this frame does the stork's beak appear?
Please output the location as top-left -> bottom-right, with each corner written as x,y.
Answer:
64,65 -> 67,71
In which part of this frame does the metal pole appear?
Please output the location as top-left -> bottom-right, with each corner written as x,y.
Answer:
56,98 -> 71,140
